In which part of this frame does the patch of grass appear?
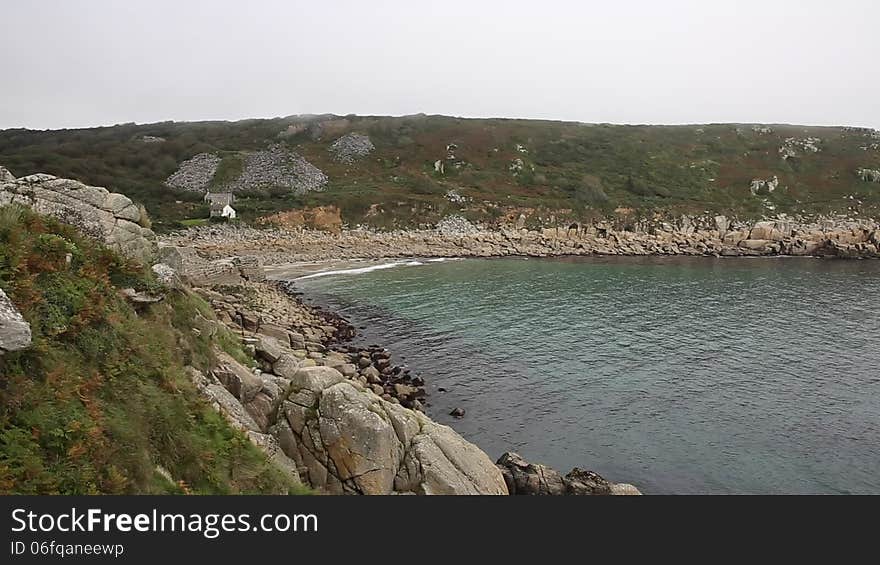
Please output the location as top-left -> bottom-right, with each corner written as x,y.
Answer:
179,218 -> 210,228
211,153 -> 245,188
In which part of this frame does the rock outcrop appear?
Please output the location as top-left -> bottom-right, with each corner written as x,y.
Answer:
1,170 -> 157,263
497,452 -> 641,495
274,365 -> 508,494
0,288 -> 31,355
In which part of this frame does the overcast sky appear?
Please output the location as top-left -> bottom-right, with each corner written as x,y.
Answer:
2,0 -> 878,130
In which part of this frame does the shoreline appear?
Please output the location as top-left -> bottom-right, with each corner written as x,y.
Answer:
264,251 -> 835,286
162,215 -> 880,266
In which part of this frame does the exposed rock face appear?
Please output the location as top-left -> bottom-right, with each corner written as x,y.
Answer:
165,153 -> 221,192
275,365 -> 508,494
1,172 -> 157,263
221,145 -> 327,194
328,133 -> 375,164
496,452 -> 641,495
0,288 -> 31,355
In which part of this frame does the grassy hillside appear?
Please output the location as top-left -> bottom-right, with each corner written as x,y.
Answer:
1,115 -> 879,231
0,205 -> 304,494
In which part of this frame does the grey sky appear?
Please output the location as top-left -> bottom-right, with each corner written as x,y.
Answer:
2,0 -> 878,130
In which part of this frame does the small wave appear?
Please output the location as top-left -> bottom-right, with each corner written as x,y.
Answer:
406,261 -> 425,266
296,262 -> 403,280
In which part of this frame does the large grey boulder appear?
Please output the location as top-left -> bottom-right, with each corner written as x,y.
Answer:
0,288 -> 31,354
0,171 -> 156,263
275,365 -> 508,495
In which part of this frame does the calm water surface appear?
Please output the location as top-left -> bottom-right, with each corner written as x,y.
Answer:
288,256 -> 880,494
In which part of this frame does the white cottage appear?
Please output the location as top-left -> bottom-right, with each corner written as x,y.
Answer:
210,202 -> 237,219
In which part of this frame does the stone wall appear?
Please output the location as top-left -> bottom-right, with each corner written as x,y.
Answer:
0,168 -> 157,264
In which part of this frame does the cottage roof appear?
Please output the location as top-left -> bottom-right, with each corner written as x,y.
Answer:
205,192 -> 234,206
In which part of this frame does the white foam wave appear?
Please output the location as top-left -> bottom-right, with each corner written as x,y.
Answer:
295,257 -> 461,280
295,262 -> 403,280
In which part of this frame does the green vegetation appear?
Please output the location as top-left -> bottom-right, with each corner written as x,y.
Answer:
211,153 -> 245,188
0,206 -> 306,494
1,116 -> 879,232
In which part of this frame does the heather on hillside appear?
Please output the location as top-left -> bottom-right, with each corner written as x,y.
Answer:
1,115 -> 879,232
0,206 -> 303,494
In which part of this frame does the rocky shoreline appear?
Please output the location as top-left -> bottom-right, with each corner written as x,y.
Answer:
148,230 -> 644,493
163,213 -> 880,265
176,266 -> 640,495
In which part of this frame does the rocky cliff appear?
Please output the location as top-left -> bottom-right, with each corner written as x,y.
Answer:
0,167 -> 157,263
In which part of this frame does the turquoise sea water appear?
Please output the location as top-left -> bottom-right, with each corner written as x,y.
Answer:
291,256 -> 880,494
